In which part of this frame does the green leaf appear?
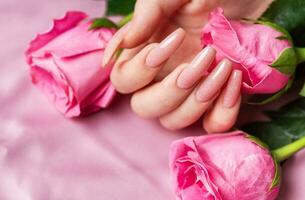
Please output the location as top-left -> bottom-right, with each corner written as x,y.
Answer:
300,83 -> 305,97
243,98 -> 305,150
262,0 -> 305,46
243,122 -> 292,150
117,13 -> 133,28
270,48 -> 297,75
106,0 -> 136,16
89,18 -> 118,30
296,47 -> 305,64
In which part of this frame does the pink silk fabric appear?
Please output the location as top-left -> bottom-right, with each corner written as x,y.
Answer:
0,0 -> 304,199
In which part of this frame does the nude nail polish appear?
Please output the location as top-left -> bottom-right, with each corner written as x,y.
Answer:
102,23 -> 130,66
145,28 -> 186,67
176,46 -> 216,89
196,59 -> 232,102
223,70 -> 243,108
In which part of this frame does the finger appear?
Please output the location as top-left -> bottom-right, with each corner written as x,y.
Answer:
176,46 -> 216,89
158,46 -> 217,130
103,23 -> 130,66
123,0 -> 188,48
131,44 -> 216,119
131,64 -> 192,119
159,86 -> 218,131
203,70 -> 243,133
111,28 -> 186,94
196,59 -> 232,102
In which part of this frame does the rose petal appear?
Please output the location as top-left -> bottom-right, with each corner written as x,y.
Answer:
31,65 -> 80,117
26,11 -> 88,59
169,131 -> 279,200
201,8 -> 291,94
26,11 -> 117,117
31,22 -> 116,59
52,50 -> 110,102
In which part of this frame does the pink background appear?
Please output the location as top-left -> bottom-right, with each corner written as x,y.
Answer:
0,0 -> 304,199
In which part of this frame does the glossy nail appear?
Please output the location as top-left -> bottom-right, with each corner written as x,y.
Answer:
196,59 -> 232,102
223,70 -> 242,108
177,46 -> 216,89
102,23 -> 130,67
145,28 -> 186,67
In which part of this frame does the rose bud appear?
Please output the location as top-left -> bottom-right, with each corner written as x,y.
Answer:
25,11 -> 116,117
169,131 -> 305,200
201,8 -> 297,95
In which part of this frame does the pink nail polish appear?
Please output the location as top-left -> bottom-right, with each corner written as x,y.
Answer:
145,28 -> 186,67
103,23 -> 130,66
177,46 -> 216,89
196,59 -> 232,102
223,70 -> 243,108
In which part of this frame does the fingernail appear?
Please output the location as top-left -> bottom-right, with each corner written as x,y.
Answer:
102,23 -> 130,67
145,28 -> 186,67
196,59 -> 232,102
176,46 -> 216,89
223,70 -> 242,108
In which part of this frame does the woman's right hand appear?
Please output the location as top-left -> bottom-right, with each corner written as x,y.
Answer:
105,0 -> 273,132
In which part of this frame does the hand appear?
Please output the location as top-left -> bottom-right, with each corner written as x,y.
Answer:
105,0 -> 273,132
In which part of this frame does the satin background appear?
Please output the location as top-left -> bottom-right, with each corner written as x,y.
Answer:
0,0 -> 304,199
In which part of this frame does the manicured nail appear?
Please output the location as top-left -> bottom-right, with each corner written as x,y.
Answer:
223,70 -> 243,108
102,23 -> 130,67
145,28 -> 186,67
196,59 -> 232,102
176,46 -> 216,89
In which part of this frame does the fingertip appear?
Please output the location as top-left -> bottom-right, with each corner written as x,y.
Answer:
223,69 -> 243,108
203,115 -> 234,134
103,23 -> 131,66
130,92 -> 154,119
121,5 -> 165,48
196,58 -> 233,102
109,43 -> 158,94
159,118 -> 180,131
203,95 -> 241,133
145,28 -> 186,67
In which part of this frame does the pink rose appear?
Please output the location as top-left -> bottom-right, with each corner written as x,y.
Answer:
26,11 -> 116,117
202,8 -> 296,94
169,131 -> 280,200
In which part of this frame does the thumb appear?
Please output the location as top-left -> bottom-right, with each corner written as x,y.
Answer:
122,0 -> 188,48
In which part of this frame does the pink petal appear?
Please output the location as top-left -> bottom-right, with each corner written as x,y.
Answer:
80,82 -> 116,115
242,66 -> 290,94
230,21 -> 290,63
181,184 -> 216,200
201,8 -> 291,94
26,11 -> 88,59
25,11 -> 117,117
30,65 -> 80,117
169,131 -> 278,200
31,22 -> 116,59
52,50 -> 110,102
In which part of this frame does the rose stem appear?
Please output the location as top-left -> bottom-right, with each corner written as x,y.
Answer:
272,136 -> 305,162
111,13 -> 133,63
117,13 -> 133,28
